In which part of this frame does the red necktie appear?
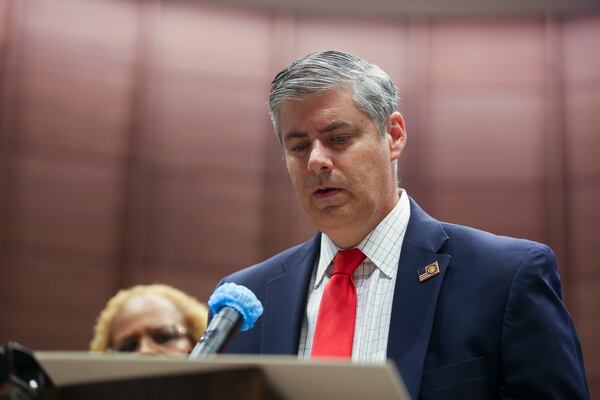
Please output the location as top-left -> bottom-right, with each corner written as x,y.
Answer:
311,248 -> 366,358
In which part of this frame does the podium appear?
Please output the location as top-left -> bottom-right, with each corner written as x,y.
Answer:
33,352 -> 411,400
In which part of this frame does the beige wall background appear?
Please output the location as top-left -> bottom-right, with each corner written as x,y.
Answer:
0,0 -> 598,395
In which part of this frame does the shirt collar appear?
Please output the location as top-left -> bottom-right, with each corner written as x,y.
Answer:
315,189 -> 411,287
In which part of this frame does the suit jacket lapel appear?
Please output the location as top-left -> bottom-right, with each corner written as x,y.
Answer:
260,234 -> 320,355
388,198 -> 450,399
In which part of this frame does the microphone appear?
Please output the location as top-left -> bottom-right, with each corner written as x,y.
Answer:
189,283 -> 263,358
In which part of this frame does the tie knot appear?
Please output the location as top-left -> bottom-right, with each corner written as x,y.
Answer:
333,248 -> 366,276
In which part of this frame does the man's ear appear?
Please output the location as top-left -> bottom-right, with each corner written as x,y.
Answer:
387,111 -> 407,161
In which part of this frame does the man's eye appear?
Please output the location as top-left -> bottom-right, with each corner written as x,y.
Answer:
332,135 -> 351,145
290,143 -> 308,152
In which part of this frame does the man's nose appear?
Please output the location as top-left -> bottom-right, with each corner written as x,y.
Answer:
307,141 -> 333,174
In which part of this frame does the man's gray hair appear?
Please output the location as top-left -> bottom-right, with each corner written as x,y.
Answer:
269,50 -> 399,139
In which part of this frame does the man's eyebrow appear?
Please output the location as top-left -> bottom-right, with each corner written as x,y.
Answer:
283,130 -> 307,143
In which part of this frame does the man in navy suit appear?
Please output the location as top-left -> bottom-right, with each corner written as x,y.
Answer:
218,50 -> 589,399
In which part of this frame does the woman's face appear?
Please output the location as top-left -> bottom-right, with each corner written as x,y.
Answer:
110,293 -> 194,354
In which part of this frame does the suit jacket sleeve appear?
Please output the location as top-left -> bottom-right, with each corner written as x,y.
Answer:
499,243 -> 589,399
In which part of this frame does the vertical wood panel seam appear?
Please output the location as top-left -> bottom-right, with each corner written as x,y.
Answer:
406,18 -> 432,200
260,11 -> 296,259
543,14 -> 571,295
0,0 -> 12,249
0,0 -> 22,258
113,0 -> 156,291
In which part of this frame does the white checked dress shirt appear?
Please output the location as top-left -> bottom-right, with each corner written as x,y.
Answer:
298,190 -> 411,363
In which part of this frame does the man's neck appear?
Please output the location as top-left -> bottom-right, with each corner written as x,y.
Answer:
325,192 -> 401,249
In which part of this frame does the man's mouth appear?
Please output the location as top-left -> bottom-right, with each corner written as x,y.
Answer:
312,187 -> 343,199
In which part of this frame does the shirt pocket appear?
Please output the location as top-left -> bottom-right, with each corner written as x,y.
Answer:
420,356 -> 492,399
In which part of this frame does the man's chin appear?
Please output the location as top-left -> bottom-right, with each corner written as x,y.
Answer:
309,205 -> 354,229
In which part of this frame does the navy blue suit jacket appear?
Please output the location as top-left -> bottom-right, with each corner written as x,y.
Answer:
218,198 -> 589,399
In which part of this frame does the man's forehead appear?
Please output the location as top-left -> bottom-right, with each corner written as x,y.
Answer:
280,88 -> 357,121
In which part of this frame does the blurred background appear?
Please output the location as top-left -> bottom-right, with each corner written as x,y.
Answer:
0,0 -> 598,394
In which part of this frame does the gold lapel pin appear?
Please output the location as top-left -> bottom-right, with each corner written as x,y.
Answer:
417,261 -> 440,283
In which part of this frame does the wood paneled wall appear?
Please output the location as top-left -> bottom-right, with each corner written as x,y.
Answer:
0,0 -> 598,394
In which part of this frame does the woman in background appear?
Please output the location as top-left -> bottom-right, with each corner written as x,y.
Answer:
90,284 -> 208,355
